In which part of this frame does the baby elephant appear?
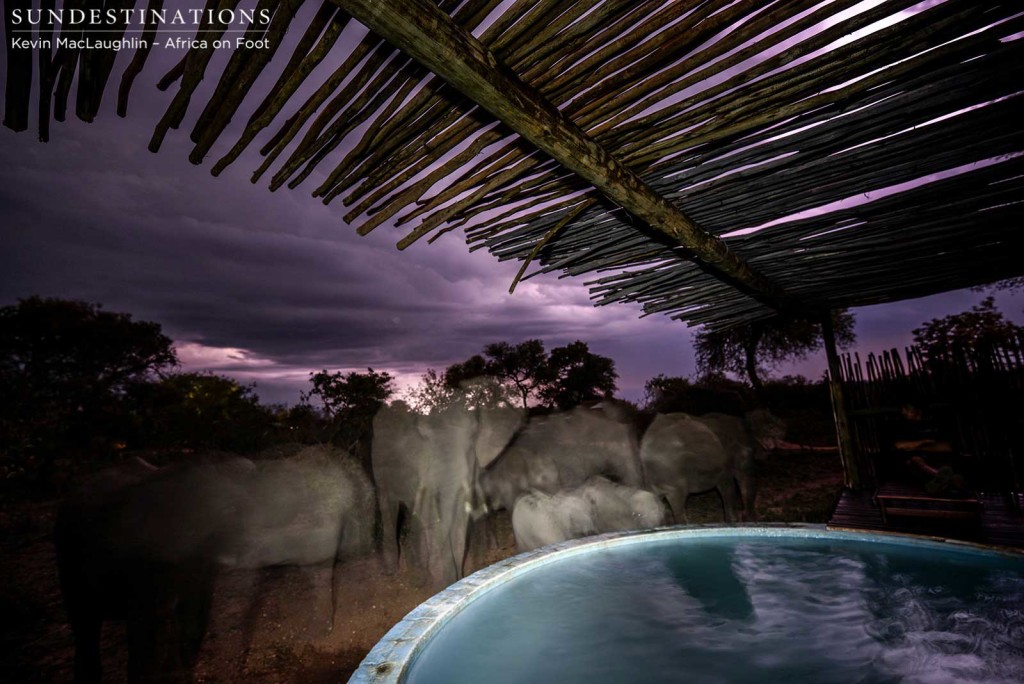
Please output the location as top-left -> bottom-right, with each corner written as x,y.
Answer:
511,477 -> 667,551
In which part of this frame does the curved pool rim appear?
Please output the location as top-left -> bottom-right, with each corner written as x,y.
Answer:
349,523 -> 1023,683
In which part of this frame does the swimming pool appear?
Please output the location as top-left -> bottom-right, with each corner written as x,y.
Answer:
351,525 -> 1024,683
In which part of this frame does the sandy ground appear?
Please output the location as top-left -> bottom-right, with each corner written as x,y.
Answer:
0,449 -> 843,682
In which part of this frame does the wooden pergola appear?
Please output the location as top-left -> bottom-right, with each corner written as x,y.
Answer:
5,0 -> 1024,487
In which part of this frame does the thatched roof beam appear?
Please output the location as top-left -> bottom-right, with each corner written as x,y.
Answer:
276,55 -> 422,190
3,0 -> 33,132
117,0 -> 164,118
334,0 -> 797,310
50,0 -> 84,123
148,0 -> 240,153
35,0 -> 57,141
156,56 -> 186,91
422,0 -> 845,236
247,31 -> 385,183
76,0 -> 134,122
188,0 -> 298,164
335,1 -> 714,234
210,3 -> 349,175
625,0 -> 1002,164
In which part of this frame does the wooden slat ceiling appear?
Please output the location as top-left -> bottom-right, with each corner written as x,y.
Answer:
5,0 -> 1023,329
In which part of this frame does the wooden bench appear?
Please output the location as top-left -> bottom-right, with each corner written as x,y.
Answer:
874,483 -> 983,525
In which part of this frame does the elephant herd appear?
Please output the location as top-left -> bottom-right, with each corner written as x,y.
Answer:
374,401 -> 762,568
56,400 -> 770,681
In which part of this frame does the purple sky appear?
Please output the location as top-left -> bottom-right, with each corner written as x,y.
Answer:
2,1 -> 1022,405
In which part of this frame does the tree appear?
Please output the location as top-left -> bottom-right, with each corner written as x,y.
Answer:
404,369 -> 456,414
693,311 -> 855,395
406,339 -> 619,413
404,367 -> 516,414
302,368 -> 394,457
0,297 -> 177,479
643,373 -> 750,415
125,372 -> 273,452
540,341 -> 618,410
482,340 -> 550,408
274,403 -> 327,444
912,296 -> 1023,360
972,276 -> 1024,294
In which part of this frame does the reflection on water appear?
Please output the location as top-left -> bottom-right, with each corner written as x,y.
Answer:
405,537 -> 1024,684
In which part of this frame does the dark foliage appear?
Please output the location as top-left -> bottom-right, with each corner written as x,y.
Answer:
480,340 -> 550,408
0,297 -> 177,484
643,373 -> 752,416
303,368 -> 395,469
412,339 -> 618,411
123,373 -> 275,453
693,311 -> 855,393
539,341 -> 617,410
644,373 -> 837,446
912,296 -> 1024,361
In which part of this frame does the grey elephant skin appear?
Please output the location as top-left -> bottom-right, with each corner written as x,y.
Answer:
697,413 -> 758,520
479,401 -> 644,513
511,476 -> 667,551
640,413 -> 740,523
372,402 -> 524,588
55,447 -> 374,683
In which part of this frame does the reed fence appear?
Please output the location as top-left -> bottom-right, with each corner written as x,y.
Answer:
835,337 -> 1024,495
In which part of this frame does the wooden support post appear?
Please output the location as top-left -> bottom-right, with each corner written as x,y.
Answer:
822,312 -> 861,490
333,0 -> 798,314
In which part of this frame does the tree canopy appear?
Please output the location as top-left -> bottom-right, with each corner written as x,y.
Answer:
303,368 -> 395,455
480,340 -> 549,408
973,277 -> 1024,295
406,339 -> 618,412
913,296 -> 1024,360
0,297 -> 177,476
693,311 -> 855,394
540,340 -> 617,410
0,296 -> 177,395
125,372 -> 272,452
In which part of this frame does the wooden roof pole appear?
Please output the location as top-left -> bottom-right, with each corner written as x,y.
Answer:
332,0 -> 799,312
822,312 -> 862,490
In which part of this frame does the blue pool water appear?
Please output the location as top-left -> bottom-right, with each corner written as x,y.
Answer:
402,535 -> 1024,684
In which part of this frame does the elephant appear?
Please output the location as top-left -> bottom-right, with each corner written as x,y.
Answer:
479,401 -> 645,513
639,413 -> 739,523
56,456 -> 247,683
226,445 -> 375,568
511,477 -> 667,551
55,447 -> 374,683
697,413 -> 758,520
371,401 -> 524,588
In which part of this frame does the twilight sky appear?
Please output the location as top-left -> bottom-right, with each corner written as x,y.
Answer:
2,2 -> 1022,405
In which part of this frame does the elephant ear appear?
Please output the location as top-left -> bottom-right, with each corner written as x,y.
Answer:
474,406 -> 526,468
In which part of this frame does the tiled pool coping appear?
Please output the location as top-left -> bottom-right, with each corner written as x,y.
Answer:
348,523 -> 1023,683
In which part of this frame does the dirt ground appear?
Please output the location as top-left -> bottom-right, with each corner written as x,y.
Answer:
0,449 -> 843,682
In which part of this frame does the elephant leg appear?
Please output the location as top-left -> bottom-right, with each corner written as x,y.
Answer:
127,567 -> 201,684
489,516 -> 501,552
175,564 -> 214,672
70,613 -> 102,684
717,475 -> 738,523
379,499 -> 400,574
664,488 -> 690,525
126,601 -> 160,683
452,513 -> 472,583
737,471 -> 757,521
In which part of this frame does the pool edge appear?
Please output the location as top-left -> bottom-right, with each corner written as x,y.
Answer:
348,523 -> 1023,683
